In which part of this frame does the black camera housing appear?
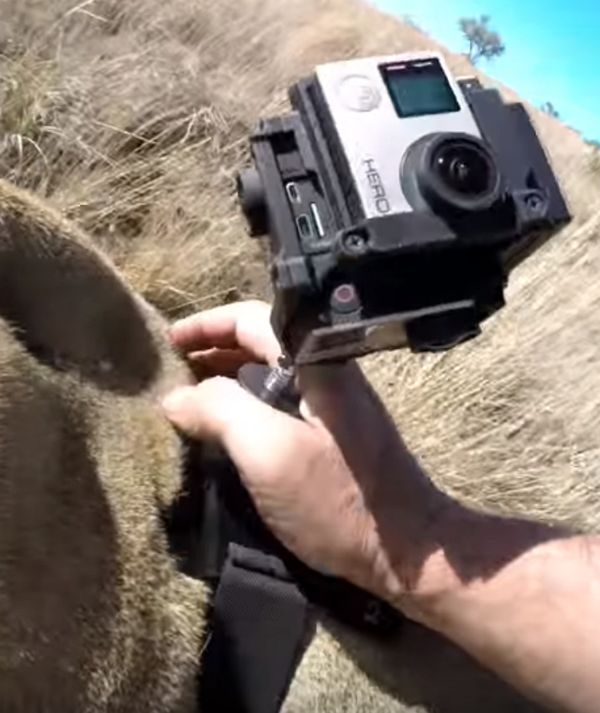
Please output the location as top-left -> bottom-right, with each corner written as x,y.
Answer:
237,66 -> 571,365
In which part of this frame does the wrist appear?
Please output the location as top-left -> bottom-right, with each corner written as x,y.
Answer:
389,501 -> 565,629
391,502 -> 478,627
390,498 -> 468,623
366,484 -> 467,619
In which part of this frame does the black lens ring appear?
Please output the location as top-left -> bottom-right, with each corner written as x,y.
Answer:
426,135 -> 501,212
402,132 -> 503,214
434,142 -> 492,196
432,139 -> 496,198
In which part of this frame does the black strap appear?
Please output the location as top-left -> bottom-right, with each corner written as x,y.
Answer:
199,544 -> 313,713
164,436 -> 403,713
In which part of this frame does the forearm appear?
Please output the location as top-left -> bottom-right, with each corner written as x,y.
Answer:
396,505 -> 600,713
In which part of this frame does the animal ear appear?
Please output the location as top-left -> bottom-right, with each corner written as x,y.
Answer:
0,181 -> 164,396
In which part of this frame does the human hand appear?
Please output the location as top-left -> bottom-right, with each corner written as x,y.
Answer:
162,301 -> 452,610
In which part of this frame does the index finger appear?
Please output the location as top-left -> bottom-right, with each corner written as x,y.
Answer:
170,300 -> 282,367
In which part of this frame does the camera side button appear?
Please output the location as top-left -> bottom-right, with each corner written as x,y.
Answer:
338,75 -> 382,112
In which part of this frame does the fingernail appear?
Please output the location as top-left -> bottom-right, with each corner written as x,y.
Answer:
162,386 -> 194,415
168,322 -> 182,342
169,316 -> 191,337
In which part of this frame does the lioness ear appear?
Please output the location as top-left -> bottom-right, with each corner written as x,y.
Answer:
0,180 -> 162,396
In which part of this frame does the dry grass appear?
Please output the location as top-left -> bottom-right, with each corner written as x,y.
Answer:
1,0 -> 599,529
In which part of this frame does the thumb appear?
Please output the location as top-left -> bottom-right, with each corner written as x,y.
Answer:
162,376 -> 303,459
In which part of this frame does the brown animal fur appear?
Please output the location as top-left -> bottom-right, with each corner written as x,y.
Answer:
0,180 -> 206,712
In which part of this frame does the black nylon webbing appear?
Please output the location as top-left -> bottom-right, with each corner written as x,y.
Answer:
199,544 -> 312,713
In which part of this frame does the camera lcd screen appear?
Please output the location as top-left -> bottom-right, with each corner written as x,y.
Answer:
381,59 -> 460,118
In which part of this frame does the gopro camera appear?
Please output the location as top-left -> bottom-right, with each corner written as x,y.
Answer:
237,52 -> 571,365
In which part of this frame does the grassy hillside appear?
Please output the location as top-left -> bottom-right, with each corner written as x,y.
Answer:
1,0 -> 599,529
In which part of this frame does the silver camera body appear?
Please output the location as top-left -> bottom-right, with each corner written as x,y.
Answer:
317,53 -> 481,218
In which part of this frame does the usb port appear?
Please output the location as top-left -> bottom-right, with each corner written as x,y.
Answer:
286,182 -> 301,204
296,214 -> 313,240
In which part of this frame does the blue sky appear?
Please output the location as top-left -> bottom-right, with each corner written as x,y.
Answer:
373,0 -> 599,142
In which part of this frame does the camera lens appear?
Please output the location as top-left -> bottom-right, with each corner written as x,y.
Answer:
401,132 -> 502,215
432,142 -> 494,198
